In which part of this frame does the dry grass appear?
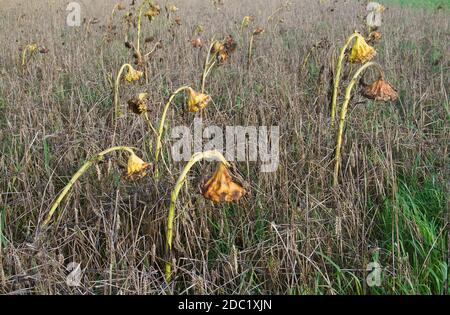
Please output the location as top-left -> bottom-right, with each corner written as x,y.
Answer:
0,0 -> 448,294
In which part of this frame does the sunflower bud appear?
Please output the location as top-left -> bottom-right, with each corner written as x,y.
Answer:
187,87 -> 211,112
362,78 -> 398,102
126,152 -> 150,180
202,163 -> 245,203
348,33 -> 376,64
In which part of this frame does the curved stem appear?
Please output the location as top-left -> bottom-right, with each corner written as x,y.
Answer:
136,0 -> 152,55
43,146 -> 135,226
333,62 -> 382,187
21,44 -> 35,68
21,46 -> 29,67
165,150 -> 229,282
330,33 -> 359,128
154,85 -> 190,172
201,39 -> 217,94
113,63 -> 132,122
110,3 -> 120,22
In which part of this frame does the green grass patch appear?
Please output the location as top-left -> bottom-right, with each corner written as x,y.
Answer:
372,171 -> 448,294
383,0 -> 449,9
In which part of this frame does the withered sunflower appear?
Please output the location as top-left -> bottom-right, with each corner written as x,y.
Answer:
349,33 -> 376,64
187,87 -> 211,112
126,152 -> 150,180
202,163 -> 245,203
362,78 -> 398,102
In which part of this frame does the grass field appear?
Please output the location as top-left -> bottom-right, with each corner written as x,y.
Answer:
0,0 -> 448,294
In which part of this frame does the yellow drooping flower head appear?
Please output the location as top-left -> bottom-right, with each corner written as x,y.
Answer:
348,33 -> 376,64
241,15 -> 254,28
124,66 -> 143,82
187,87 -> 211,112
127,92 -> 148,115
28,43 -> 38,53
126,152 -> 150,180
167,4 -> 178,12
144,3 -> 161,20
202,163 -> 245,203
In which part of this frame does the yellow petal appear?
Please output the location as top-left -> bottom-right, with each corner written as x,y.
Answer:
127,152 -> 150,178
349,34 -> 376,64
187,87 -> 211,112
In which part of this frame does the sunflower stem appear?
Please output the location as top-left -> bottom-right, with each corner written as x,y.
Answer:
43,146 -> 135,226
201,39 -> 217,94
154,85 -> 191,177
21,44 -> 36,70
247,34 -> 255,69
165,150 -> 229,282
113,63 -> 133,122
333,62 -> 382,187
330,32 -> 359,128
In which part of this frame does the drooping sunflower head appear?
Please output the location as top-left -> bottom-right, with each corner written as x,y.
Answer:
368,31 -> 382,42
28,43 -> 38,54
362,78 -> 398,102
126,152 -> 150,180
127,92 -> 148,115
167,4 -> 178,12
211,40 -> 224,55
202,163 -> 245,203
223,35 -> 237,54
349,33 -> 376,64
144,3 -> 161,20
241,15 -> 254,28
211,35 -> 237,65
174,16 -> 182,25
191,37 -> 203,48
124,65 -> 143,82
252,27 -> 265,36
187,87 -> 211,112
38,46 -> 49,54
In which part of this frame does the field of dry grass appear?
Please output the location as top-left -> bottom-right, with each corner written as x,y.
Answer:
0,0 -> 448,294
